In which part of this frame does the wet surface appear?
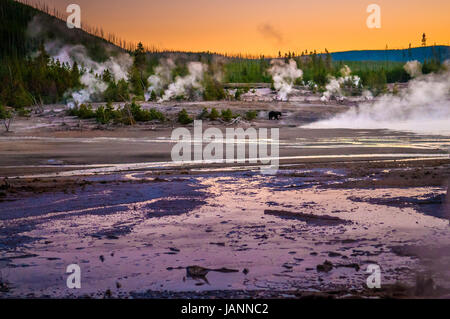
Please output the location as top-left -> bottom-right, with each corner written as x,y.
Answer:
0,167 -> 448,298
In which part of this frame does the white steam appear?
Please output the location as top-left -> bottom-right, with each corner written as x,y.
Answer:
45,41 -> 132,107
145,58 -> 176,101
268,59 -> 303,101
306,63 -> 450,135
320,65 -> 361,102
69,73 -> 108,107
404,60 -> 422,78
159,62 -> 207,102
362,89 -> 374,101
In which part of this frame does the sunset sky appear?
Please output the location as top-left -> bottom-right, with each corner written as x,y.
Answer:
40,0 -> 450,56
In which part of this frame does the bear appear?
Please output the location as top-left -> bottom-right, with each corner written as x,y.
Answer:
268,111 -> 282,120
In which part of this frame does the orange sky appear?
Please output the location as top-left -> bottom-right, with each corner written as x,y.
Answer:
41,0 -> 450,55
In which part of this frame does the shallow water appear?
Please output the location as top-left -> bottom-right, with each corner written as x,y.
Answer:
0,170 -> 448,297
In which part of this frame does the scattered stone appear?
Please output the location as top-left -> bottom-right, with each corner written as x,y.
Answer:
316,260 -> 333,273
104,289 -> 112,298
0,281 -> 10,292
264,209 -> 351,226
186,265 -> 209,278
335,263 -> 360,271
209,242 -> 225,247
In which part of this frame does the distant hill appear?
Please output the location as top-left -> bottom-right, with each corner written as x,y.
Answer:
0,0 -> 125,61
328,46 -> 449,63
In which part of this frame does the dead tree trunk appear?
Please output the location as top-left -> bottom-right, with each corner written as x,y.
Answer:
2,116 -> 13,132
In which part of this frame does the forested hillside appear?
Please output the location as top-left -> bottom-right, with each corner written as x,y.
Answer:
0,0 -> 129,107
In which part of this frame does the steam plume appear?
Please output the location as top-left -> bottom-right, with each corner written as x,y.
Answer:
145,58 -> 176,101
268,59 -> 303,101
320,65 -> 361,102
404,60 -> 422,78
159,62 -> 207,102
45,41 -> 132,107
306,63 -> 450,135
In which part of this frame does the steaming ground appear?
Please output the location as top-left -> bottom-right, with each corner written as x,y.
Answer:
306,64 -> 450,135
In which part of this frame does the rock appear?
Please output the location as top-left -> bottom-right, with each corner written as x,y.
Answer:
0,281 -> 10,292
339,263 -> 360,271
104,289 -> 112,298
209,242 -> 225,247
186,265 -> 209,277
264,209 -> 351,226
243,268 -> 249,275
316,260 -> 333,273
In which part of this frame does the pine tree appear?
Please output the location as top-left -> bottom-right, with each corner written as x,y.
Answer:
422,33 -> 427,47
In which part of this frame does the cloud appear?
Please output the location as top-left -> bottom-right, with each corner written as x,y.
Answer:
258,23 -> 284,45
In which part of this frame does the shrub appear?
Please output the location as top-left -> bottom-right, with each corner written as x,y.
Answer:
130,101 -> 165,122
178,109 -> 193,124
244,110 -> 258,121
0,104 -> 14,131
70,101 -> 165,125
203,76 -> 226,101
235,89 -> 243,100
147,109 -> 165,122
198,108 -> 210,120
149,90 -> 157,101
68,104 -> 96,119
0,104 -> 11,120
13,85 -> 33,107
221,108 -> 234,122
208,107 -> 220,121
104,79 -> 130,102
115,104 -> 135,125
17,107 -> 31,117
95,105 -> 114,124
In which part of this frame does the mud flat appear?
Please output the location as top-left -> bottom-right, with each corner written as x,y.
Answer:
0,101 -> 449,298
